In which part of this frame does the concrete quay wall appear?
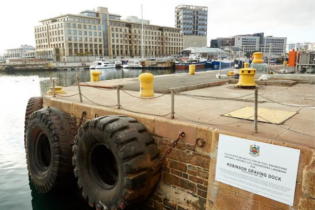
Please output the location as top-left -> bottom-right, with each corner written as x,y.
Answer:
43,96 -> 315,210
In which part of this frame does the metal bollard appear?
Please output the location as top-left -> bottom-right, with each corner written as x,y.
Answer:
117,85 -> 121,109
77,77 -> 83,102
254,89 -> 258,132
171,89 -> 175,119
53,80 -> 56,97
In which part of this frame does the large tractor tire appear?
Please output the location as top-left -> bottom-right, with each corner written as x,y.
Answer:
24,97 -> 43,147
26,107 -> 77,193
73,116 -> 161,210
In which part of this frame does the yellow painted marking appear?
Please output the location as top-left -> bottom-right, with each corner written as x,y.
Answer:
224,107 -> 297,124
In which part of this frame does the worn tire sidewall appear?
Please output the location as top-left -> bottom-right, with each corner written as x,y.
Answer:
27,117 -> 57,187
77,128 -> 125,206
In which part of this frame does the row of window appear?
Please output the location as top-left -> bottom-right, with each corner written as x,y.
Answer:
67,17 -> 100,24
67,30 -> 102,37
111,39 -> 182,46
67,23 -> 101,30
67,37 -> 102,42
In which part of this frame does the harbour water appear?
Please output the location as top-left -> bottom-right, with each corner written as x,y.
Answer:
0,67 -> 217,210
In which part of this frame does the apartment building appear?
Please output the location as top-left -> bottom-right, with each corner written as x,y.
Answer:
175,5 -> 207,48
34,7 -> 183,61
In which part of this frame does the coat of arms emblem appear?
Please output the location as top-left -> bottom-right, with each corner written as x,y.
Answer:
250,145 -> 260,157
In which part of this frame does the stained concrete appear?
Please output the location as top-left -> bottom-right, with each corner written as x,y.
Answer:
44,73 -> 315,150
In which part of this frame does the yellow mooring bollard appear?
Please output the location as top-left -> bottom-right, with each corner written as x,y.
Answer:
236,68 -> 257,88
189,64 -> 195,75
139,73 -> 154,97
47,86 -> 66,95
244,62 -> 249,68
90,70 -> 102,82
252,52 -> 264,63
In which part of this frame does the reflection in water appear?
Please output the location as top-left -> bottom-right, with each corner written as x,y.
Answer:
29,177 -> 93,210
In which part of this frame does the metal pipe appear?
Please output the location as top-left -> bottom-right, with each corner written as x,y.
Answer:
171,89 -> 174,119
64,71 -> 67,86
254,89 -> 258,132
117,85 -> 121,109
53,80 -> 56,97
77,77 -> 83,102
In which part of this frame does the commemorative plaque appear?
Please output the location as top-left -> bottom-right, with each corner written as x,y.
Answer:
215,134 -> 300,206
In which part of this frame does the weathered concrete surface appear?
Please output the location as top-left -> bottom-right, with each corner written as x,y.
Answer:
270,74 -> 315,83
81,69 -> 232,93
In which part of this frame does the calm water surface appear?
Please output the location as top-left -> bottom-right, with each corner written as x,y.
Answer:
0,67 -> 214,210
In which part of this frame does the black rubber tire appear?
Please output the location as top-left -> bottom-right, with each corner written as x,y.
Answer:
73,116 -> 161,210
26,107 -> 77,193
24,97 -> 43,147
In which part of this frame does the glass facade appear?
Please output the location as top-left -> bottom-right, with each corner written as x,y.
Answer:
102,14 -> 108,56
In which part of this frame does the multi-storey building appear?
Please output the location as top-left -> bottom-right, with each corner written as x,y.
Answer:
287,42 -> 315,51
175,5 -> 207,48
211,33 -> 287,57
34,7 -> 183,62
4,45 -> 35,59
259,36 -> 287,57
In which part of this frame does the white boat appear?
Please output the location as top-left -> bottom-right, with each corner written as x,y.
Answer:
95,61 -> 116,69
89,57 -> 115,69
115,60 -> 122,68
90,60 -> 115,70
122,61 -> 143,69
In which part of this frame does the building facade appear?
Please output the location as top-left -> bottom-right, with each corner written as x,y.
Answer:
175,5 -> 207,48
287,42 -> 315,51
4,45 -> 35,60
34,7 -> 183,61
211,33 -> 287,57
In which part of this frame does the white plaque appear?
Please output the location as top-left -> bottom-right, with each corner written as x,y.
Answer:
215,134 -> 300,206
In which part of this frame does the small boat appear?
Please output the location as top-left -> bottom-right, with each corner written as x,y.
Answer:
175,62 -> 205,70
212,60 -> 234,70
90,57 -> 115,69
122,61 -> 142,69
115,60 -> 122,68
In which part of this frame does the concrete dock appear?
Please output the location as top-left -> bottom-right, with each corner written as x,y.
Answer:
43,70 -> 315,210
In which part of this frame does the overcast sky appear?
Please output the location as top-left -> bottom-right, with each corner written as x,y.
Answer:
0,0 -> 314,54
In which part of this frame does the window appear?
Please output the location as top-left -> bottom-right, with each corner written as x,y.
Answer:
88,25 -> 92,30
68,36 -> 72,41
79,31 -> 82,35
67,30 -> 71,35
73,30 -> 77,35
98,26 -> 101,30
78,24 -> 81,29
84,31 -> 87,36
93,26 -> 96,30
72,23 -> 76,28
89,31 -> 92,36
83,25 -> 86,29
99,32 -> 101,36
74,37 -> 77,41
94,32 -> 97,36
